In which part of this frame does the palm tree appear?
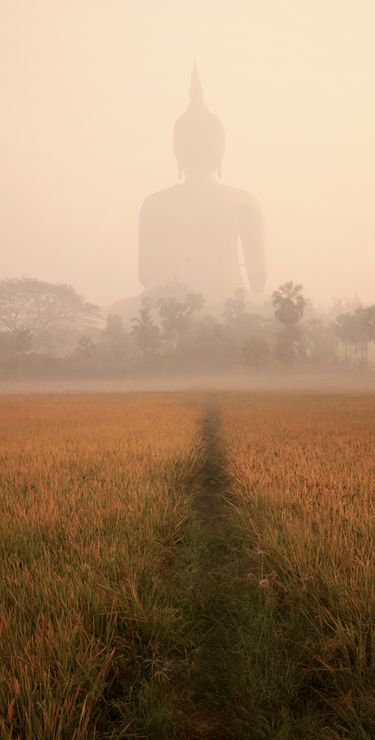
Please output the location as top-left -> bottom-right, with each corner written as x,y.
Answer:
272,282 -> 306,365
272,282 -> 306,327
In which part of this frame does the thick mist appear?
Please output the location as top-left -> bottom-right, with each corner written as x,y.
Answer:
1,0 -> 374,310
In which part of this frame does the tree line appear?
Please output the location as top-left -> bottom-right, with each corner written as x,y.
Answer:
0,278 -> 374,378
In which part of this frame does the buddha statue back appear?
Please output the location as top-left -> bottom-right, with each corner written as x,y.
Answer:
112,64 -> 266,321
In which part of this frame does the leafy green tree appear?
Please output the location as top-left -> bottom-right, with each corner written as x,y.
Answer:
223,289 -> 271,359
356,306 -> 375,358
185,292 -> 205,314
0,278 -> 101,362
190,314 -> 233,368
97,315 -> 128,373
156,293 -> 204,352
0,278 -> 100,334
335,306 -> 375,364
303,319 -> 338,365
335,313 -> 359,361
223,287 -> 247,324
11,329 -> 33,378
75,336 -> 96,361
131,298 -> 161,363
243,335 -> 270,370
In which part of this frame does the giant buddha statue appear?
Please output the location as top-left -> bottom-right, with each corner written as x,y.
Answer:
112,64 -> 266,320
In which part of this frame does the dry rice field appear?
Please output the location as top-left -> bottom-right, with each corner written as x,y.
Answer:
0,392 -> 374,739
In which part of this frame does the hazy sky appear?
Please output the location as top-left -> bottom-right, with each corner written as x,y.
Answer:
1,0 -> 374,308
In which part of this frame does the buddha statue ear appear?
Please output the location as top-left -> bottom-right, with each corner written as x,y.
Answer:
177,161 -> 183,180
217,160 -> 222,179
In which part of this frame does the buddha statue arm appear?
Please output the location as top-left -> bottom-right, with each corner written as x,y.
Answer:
240,198 -> 266,293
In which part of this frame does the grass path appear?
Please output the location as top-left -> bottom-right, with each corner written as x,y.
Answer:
179,401 -> 252,739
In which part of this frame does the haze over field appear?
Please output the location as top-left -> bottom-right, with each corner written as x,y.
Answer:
1,0 -> 374,309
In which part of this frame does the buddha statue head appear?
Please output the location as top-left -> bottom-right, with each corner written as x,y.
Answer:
173,63 -> 225,180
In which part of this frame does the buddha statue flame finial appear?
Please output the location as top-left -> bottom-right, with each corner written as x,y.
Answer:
173,62 -> 225,180
189,61 -> 203,103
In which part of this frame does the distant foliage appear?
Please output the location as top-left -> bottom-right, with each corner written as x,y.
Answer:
0,276 -> 374,377
272,282 -> 306,366
335,306 -> 375,364
0,278 -> 101,333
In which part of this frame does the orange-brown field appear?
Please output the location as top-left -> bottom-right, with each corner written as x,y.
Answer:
0,394 -> 204,738
0,392 -> 374,738
221,394 -> 375,737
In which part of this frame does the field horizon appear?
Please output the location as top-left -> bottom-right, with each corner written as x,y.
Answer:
1,368 -> 375,397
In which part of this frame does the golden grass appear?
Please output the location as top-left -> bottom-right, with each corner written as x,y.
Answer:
0,393 -> 203,738
1,390 -> 374,737
221,392 -> 375,735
